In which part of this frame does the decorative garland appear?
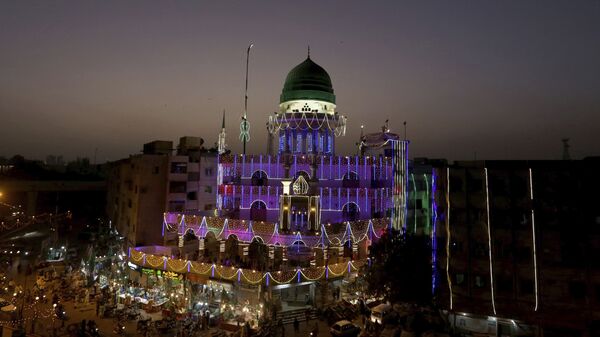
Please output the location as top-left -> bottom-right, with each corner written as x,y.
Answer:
128,248 -> 364,285
163,215 -> 387,249
266,111 -> 346,137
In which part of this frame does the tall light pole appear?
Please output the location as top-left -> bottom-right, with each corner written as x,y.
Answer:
240,43 -> 253,155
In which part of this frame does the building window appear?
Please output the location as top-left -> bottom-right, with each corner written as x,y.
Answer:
127,199 -> 132,208
296,133 -> 303,153
169,181 -> 187,193
153,166 -> 159,174
187,192 -> 197,200
168,201 -> 185,212
455,273 -> 466,286
569,281 -> 586,299
204,204 -> 214,211
497,276 -> 513,293
451,241 -> 463,254
473,243 -> 487,258
307,133 -> 313,153
171,162 -> 187,174
517,246 -> 531,262
520,279 -> 534,295
188,172 -> 200,181
474,276 -> 486,288
205,168 -> 213,176
319,134 -> 324,153
204,186 -> 212,194
494,240 -> 511,259
279,134 -> 285,153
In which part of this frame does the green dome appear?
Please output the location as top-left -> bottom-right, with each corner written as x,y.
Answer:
280,57 -> 335,104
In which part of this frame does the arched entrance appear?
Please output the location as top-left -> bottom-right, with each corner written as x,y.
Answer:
203,231 -> 219,263
250,200 -> 267,221
343,240 -> 354,259
342,202 -> 360,221
342,171 -> 359,188
224,235 -> 239,264
251,170 -> 268,186
248,238 -> 268,271
287,241 -> 312,268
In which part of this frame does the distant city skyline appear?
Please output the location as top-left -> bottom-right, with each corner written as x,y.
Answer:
1,1 -> 599,162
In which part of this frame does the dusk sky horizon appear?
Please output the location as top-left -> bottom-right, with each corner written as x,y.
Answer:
1,1 -> 599,163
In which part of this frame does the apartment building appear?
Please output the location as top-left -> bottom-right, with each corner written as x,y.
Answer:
433,158 -> 600,337
106,137 -> 218,248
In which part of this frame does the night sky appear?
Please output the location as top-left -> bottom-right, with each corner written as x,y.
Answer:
1,1 -> 599,162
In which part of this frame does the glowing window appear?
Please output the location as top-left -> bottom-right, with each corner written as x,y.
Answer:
279,134 -> 285,152
296,133 -> 303,153
319,134 -> 324,152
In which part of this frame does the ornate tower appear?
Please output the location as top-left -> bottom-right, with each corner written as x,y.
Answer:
267,54 -> 346,156
218,110 -> 227,154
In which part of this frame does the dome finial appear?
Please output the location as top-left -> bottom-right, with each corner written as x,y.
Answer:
307,45 -> 310,59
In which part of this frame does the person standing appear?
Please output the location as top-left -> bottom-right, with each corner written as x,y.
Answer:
293,317 -> 299,334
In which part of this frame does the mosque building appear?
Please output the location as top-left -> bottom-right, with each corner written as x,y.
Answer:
127,53 -> 410,322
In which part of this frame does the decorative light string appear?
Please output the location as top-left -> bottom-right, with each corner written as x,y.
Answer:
129,250 -> 363,285
167,216 -> 386,249
267,111 -> 347,137
411,173 -> 417,233
529,168 -> 539,312
484,167 -> 497,315
445,167 -> 453,310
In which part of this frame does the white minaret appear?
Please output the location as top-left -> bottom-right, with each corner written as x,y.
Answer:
218,110 -> 227,154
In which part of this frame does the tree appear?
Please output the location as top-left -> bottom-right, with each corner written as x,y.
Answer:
363,228 -> 432,305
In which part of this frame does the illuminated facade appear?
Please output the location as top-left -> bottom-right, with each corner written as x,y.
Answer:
130,55 -> 410,311
217,55 -> 408,229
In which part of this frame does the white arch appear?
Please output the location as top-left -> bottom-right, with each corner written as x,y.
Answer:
250,200 -> 267,209
251,236 -> 265,244
225,233 -> 239,241
290,240 -> 307,247
204,231 -> 217,240
251,169 -> 270,179
341,201 -> 361,213
342,170 -> 359,180
294,170 -> 311,179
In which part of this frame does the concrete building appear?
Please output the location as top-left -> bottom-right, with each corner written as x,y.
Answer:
432,158 -> 600,337
106,137 -> 218,248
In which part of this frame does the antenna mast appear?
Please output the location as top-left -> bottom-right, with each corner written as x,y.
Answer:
240,43 -> 253,155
